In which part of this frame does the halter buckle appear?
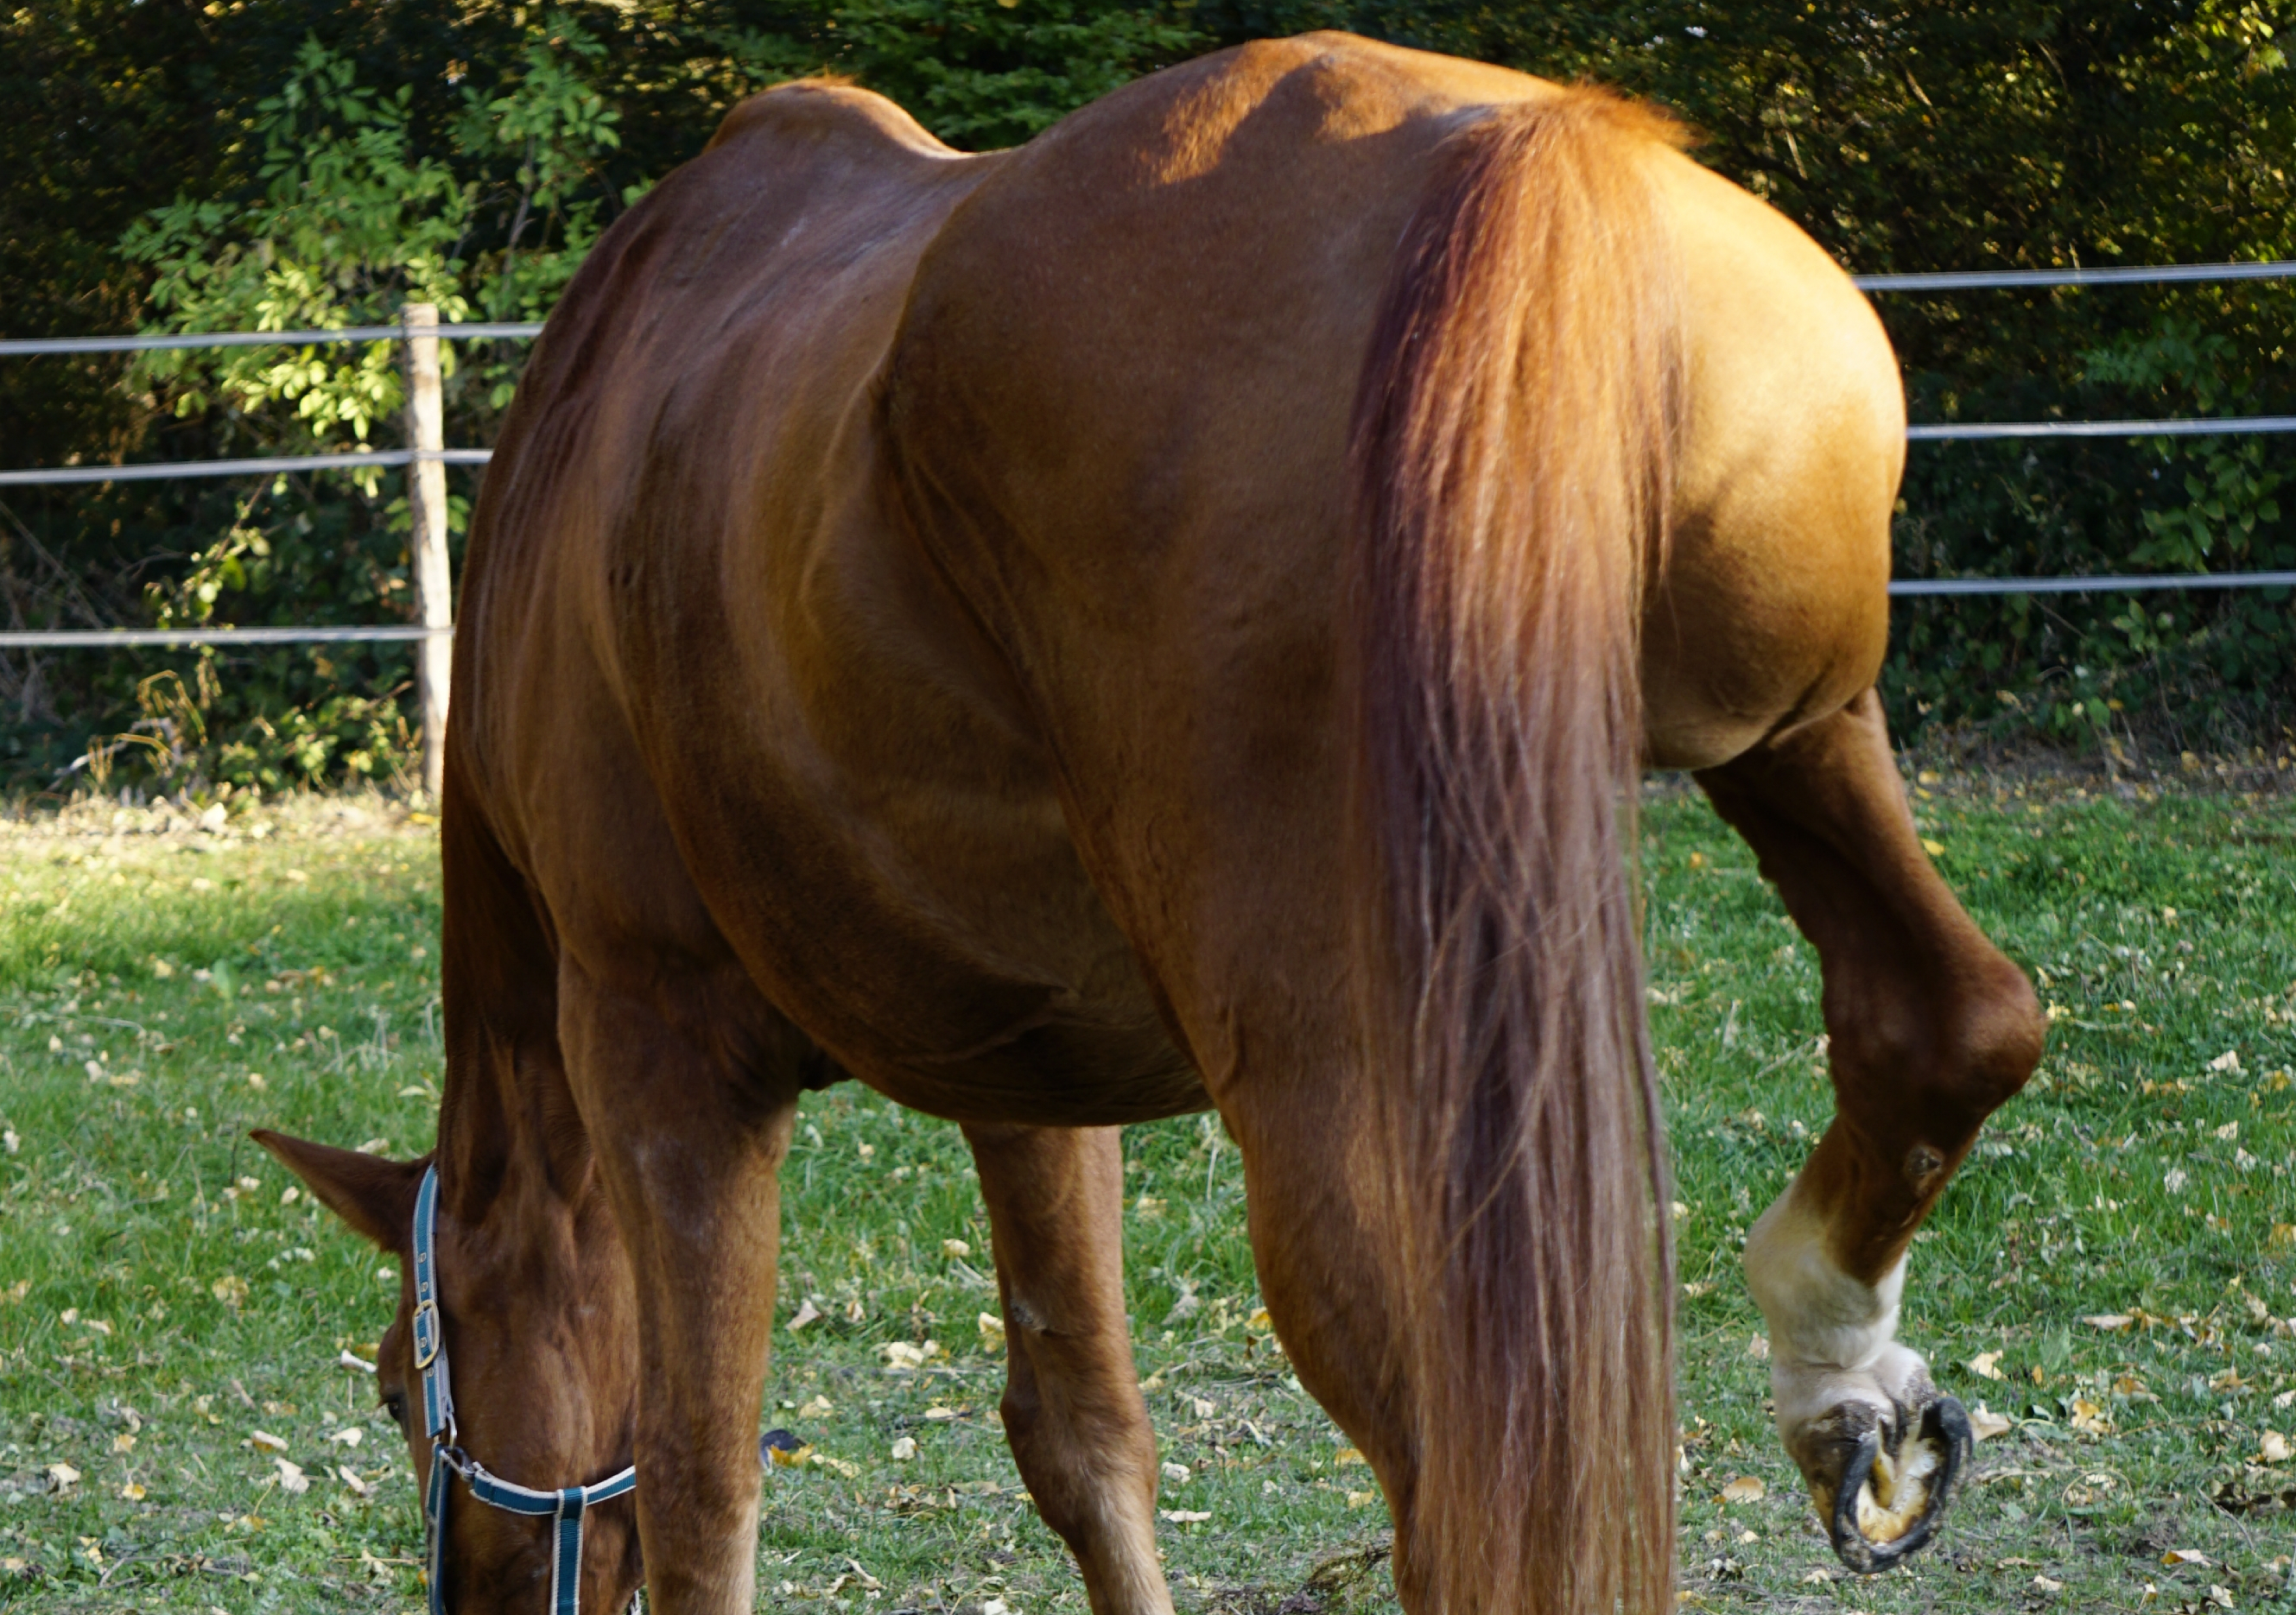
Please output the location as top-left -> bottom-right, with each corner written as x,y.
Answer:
412,1299 -> 443,1369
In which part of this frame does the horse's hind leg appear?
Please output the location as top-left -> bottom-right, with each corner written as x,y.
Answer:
1695,690 -> 2044,1573
963,1124 -> 1173,1615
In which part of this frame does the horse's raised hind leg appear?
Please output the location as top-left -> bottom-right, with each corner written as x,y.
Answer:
559,966 -> 804,1615
963,1124 -> 1173,1615
1694,689 -> 2045,1574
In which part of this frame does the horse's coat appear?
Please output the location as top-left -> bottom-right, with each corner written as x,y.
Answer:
259,32 -> 2043,1615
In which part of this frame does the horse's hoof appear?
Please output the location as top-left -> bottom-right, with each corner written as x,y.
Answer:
1808,1395 -> 1969,1574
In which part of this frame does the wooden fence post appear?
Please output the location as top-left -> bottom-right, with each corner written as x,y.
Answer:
402,303 -> 452,803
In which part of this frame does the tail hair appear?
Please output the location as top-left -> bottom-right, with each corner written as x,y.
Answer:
1346,86 -> 1684,1615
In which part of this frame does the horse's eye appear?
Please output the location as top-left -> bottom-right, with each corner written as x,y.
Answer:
383,1390 -> 409,1429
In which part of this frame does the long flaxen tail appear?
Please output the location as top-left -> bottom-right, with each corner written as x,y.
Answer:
1347,87 -> 1684,1615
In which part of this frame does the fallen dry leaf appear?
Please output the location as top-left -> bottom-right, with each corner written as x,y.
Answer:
275,1458 -> 309,1495
977,1313 -> 1006,1353
1746,1335 -> 1769,1362
1968,1351 -> 2007,1381
1717,1475 -> 1765,1504
338,1466 -> 372,1498
942,1238 -> 971,1258
2163,1548 -> 2210,1568
2069,1397 -> 2114,1435
1345,1491 -> 1377,1510
2258,1430 -> 2292,1464
798,1395 -> 834,1419
2080,1314 -> 2134,1332
889,1436 -> 916,1461
1335,1447 -> 1367,1467
249,1430 -> 289,1454
2206,1587 -> 2234,1610
119,1481 -> 144,1501
1969,1404 -> 2014,1441
786,1298 -> 822,1333
46,1463 -> 79,1491
1160,1508 -> 1214,1523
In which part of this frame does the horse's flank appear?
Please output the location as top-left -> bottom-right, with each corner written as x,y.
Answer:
1347,90 -> 1681,1615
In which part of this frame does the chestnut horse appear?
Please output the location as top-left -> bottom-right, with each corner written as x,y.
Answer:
257,31 -> 2043,1615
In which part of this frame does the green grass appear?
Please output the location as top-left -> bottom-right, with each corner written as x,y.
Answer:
1,776 -> 2292,1613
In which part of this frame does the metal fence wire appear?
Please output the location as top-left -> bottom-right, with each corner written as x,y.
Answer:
3,259 -> 2294,661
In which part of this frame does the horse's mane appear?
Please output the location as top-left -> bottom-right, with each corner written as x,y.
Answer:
1347,85 -> 1684,1615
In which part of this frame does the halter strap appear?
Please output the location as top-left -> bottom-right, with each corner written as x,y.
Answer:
410,1163 -> 637,1615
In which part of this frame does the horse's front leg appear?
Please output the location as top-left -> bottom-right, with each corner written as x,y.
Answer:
1695,690 -> 2044,1573
561,970 -> 799,1615
964,1123 -> 1172,1615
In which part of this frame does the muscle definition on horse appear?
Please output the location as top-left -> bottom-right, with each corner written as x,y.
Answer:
255,32 -> 2043,1615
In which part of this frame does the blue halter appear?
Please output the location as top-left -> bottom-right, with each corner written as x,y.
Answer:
410,1164 -> 637,1615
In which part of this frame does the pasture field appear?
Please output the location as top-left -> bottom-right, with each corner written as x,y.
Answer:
1,773 -> 2293,1614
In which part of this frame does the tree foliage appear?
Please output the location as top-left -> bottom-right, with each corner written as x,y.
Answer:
3,0 -> 2292,795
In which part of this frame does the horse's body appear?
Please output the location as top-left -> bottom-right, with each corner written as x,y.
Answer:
261,34 -> 2042,1615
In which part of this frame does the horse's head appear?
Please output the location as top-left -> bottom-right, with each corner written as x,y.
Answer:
254,1130 -> 644,1612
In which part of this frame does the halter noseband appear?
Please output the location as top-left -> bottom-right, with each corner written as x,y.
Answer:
411,1163 -> 637,1615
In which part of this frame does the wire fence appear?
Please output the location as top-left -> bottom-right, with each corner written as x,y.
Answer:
3,258 -> 2294,646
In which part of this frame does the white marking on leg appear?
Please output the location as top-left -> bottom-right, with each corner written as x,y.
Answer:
1744,1174 -> 1949,1548
1742,1179 -> 1902,1391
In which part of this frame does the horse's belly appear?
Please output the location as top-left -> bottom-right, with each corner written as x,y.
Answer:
698,797 -> 1208,1127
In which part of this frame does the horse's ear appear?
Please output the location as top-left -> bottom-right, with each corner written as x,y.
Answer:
251,1130 -> 424,1251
